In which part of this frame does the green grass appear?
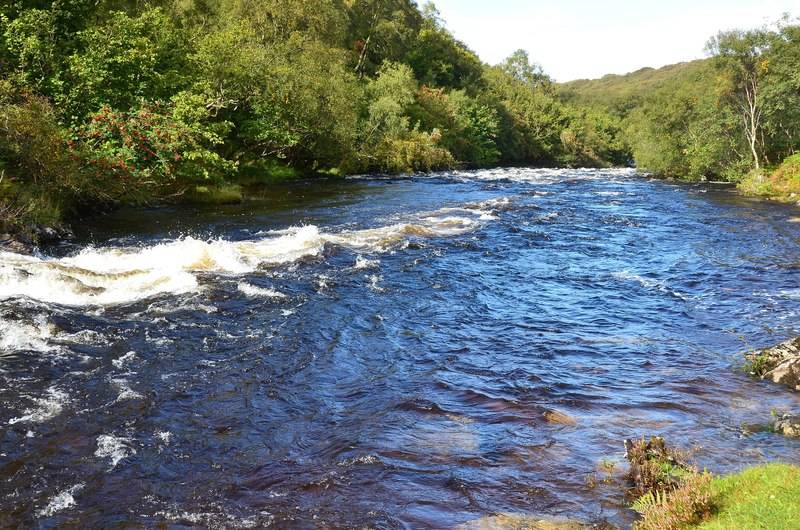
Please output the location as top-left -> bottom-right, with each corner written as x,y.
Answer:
694,464 -> 800,530
185,184 -> 243,204
235,158 -> 299,186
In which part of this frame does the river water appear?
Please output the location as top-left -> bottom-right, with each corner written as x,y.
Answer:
1,168 -> 800,528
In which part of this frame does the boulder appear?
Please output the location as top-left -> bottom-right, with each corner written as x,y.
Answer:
764,357 -> 800,391
746,337 -> 800,391
774,414 -> 800,438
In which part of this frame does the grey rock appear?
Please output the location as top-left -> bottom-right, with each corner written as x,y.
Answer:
764,357 -> 800,391
746,337 -> 800,391
774,414 -> 800,438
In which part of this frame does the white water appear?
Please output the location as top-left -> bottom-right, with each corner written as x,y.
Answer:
0,200 -> 502,309
37,483 -> 84,518
8,386 -> 69,425
95,434 -> 136,469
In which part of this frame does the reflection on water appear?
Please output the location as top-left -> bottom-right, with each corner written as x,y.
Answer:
1,168 -> 800,528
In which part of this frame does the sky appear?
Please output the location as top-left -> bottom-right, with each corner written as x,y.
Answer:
431,0 -> 798,82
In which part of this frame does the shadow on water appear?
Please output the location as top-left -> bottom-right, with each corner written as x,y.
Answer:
1,168 -> 800,528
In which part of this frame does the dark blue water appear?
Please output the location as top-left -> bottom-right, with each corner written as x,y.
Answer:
1,168 -> 799,528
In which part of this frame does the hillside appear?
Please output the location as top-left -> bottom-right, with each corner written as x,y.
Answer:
558,59 -> 710,113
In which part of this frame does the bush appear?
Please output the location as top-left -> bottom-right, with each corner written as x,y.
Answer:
78,94 -> 235,203
625,437 -> 695,498
0,82 -> 81,233
740,154 -> 800,199
633,472 -> 714,530
374,129 -> 454,173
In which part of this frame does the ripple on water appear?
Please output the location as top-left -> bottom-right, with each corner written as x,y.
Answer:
1,169 -> 800,527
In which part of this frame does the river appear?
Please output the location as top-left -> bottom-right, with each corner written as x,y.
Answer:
1,168 -> 799,528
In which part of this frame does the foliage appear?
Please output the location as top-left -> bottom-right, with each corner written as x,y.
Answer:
625,436 -> 694,498
63,8 -> 189,122
633,472 -> 714,530
563,18 -> 800,184
0,82 -> 81,232
78,96 -> 235,203
405,6 -> 484,91
374,129 -> 454,173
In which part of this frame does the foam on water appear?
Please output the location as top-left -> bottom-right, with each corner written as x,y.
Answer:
237,282 -> 287,299
353,256 -> 380,270
9,387 -> 69,425
37,483 -> 84,518
611,270 -> 687,301
451,166 -> 638,185
0,200 -> 503,309
112,351 -> 137,370
95,434 -> 136,469
0,314 -> 60,354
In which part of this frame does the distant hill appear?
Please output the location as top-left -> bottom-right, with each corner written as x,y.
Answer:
557,59 -> 711,113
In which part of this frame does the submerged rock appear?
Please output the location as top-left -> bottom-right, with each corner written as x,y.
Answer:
746,337 -> 800,391
774,414 -> 800,438
543,410 -> 578,426
457,514 -> 598,530
0,233 -> 33,254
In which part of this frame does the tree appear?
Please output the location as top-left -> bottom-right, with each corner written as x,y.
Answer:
346,0 -> 422,78
707,29 -> 772,170
404,5 -> 484,91
501,49 -> 550,90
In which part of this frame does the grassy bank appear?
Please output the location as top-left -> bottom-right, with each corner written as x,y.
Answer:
738,154 -> 800,202
633,463 -> 800,529
695,464 -> 800,530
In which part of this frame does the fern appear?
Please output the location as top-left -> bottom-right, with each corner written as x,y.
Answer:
633,489 -> 669,514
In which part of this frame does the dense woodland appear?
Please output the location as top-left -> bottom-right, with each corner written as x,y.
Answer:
1,1 -> 799,238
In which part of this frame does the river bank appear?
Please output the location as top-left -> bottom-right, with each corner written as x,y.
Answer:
3,164 -> 792,254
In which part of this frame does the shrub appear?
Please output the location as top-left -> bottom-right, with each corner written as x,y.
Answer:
633,472 -> 714,530
374,129 -> 454,173
625,437 -> 694,498
0,82 -> 80,233
78,94 -> 235,203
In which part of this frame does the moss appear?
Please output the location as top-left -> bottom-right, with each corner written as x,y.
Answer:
694,464 -> 800,530
236,159 -> 299,186
184,184 -> 243,204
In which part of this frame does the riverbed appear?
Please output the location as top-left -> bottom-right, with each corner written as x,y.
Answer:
1,168 -> 799,528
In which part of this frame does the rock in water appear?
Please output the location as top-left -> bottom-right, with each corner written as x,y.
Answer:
765,357 -> 800,391
543,410 -> 578,426
457,514 -> 593,530
746,337 -> 800,391
774,414 -> 800,438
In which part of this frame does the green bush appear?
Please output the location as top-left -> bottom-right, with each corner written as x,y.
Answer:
0,83 -> 81,232
374,129 -> 454,173
78,96 -> 235,202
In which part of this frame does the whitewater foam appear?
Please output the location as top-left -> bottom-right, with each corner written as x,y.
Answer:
37,483 -> 84,518
0,199 -> 503,308
95,434 -> 136,469
237,282 -> 287,299
0,314 -> 60,354
9,386 -> 68,424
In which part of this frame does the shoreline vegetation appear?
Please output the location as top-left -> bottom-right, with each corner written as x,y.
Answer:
1,2 -> 799,245
622,437 -> 800,530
